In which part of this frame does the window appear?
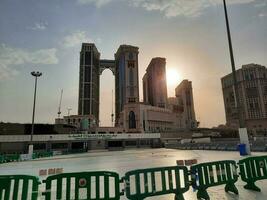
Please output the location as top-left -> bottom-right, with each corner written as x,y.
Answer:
84,84 -> 90,98
85,52 -> 91,65
129,68 -> 134,87
84,100 -> 90,114
246,87 -> 258,98
129,52 -> 134,60
255,102 -> 259,109
186,90 -> 191,105
250,73 -> 254,80
264,86 -> 267,95
84,67 -> 91,82
128,61 -> 135,68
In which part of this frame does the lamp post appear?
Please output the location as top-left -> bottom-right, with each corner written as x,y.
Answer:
223,0 -> 250,154
29,71 -> 42,154
223,0 -> 243,128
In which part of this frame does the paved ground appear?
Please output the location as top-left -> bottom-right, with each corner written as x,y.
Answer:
1,148 -> 267,199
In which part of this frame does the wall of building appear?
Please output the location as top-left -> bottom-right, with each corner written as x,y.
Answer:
78,43 -> 100,123
175,80 -> 197,129
221,64 -> 267,134
143,57 -> 168,108
119,103 -> 186,133
115,45 -> 139,125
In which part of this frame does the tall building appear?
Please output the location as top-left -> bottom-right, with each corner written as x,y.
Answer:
115,45 -> 139,124
175,80 -> 197,129
78,43 -> 100,124
221,64 -> 267,134
143,58 -> 168,108
61,42 -> 199,132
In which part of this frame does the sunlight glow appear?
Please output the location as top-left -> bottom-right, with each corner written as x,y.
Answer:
166,68 -> 181,87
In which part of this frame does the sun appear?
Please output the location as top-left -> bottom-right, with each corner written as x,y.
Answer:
166,68 -> 181,87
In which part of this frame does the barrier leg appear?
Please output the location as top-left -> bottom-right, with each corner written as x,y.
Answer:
244,182 -> 261,192
197,188 -> 210,200
225,183 -> 238,195
174,192 -> 185,200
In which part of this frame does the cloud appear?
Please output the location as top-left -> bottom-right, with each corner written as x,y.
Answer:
131,0 -> 257,17
62,31 -> 92,48
0,44 -> 58,80
259,12 -> 267,17
0,64 -> 18,80
254,0 -> 267,7
29,22 -> 48,30
77,0 -> 112,7
77,0 -> 257,17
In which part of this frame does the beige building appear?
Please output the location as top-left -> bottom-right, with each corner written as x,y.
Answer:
221,64 -> 267,134
118,103 -> 184,133
143,58 -> 168,108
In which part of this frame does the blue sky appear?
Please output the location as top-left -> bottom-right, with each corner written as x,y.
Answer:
0,0 -> 266,127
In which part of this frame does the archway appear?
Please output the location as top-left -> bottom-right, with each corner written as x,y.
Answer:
129,111 -> 136,129
99,69 -> 115,126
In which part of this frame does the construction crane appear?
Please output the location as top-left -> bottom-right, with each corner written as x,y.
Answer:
57,89 -> 63,118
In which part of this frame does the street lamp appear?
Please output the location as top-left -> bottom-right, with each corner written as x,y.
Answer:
29,71 -> 42,154
223,0 -> 243,128
223,0 -> 250,154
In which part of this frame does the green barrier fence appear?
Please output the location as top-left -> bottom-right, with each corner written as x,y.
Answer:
2,155 -> 267,199
0,175 -> 40,200
191,160 -> 239,200
239,155 -> 267,192
4,154 -> 20,162
42,171 -> 122,200
0,155 -> 4,164
32,151 -> 53,159
124,166 -> 189,200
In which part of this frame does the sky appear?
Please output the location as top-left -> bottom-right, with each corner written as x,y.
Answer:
0,0 -> 266,128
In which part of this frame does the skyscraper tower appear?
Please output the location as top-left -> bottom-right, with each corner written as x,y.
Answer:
143,57 -> 168,108
115,45 -> 139,124
78,43 -> 100,124
175,80 -> 197,129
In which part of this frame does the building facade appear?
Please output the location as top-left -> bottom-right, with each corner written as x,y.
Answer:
118,103 -> 184,133
78,43 -> 100,124
143,58 -> 168,108
175,80 -> 197,129
57,43 -> 198,133
221,64 -> 267,134
115,45 -> 139,124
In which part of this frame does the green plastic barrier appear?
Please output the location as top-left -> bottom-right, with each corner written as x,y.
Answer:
32,151 -> 53,159
191,160 -> 239,200
43,171 -> 121,200
124,166 -> 190,200
239,155 -> 267,192
0,155 -> 4,164
0,175 -> 40,200
4,154 -> 20,162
